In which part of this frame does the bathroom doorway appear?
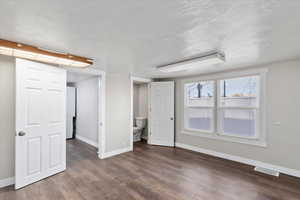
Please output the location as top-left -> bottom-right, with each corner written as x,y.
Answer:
130,77 -> 151,150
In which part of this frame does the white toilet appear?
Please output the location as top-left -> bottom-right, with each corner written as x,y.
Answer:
133,117 -> 147,142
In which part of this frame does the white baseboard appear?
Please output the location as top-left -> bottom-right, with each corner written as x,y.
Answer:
0,177 -> 14,188
175,143 -> 300,178
100,147 -> 132,159
150,139 -> 174,147
76,135 -> 98,148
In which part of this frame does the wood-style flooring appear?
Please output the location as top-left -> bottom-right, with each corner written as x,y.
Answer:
1,139 -> 300,200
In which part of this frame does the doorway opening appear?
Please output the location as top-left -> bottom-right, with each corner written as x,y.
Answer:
66,69 -> 105,158
130,77 -> 151,150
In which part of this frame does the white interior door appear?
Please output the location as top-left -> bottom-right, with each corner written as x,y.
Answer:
15,59 -> 66,189
149,81 -> 174,147
66,87 -> 76,139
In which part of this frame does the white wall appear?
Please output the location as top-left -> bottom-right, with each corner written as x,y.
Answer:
75,77 -> 99,146
138,84 -> 148,118
169,59 -> 300,172
105,73 -> 131,153
133,83 -> 149,138
133,84 -> 139,120
0,55 -> 15,180
133,83 -> 148,119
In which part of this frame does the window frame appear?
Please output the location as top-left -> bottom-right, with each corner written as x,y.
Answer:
182,68 -> 267,147
217,75 -> 260,139
184,81 -> 215,133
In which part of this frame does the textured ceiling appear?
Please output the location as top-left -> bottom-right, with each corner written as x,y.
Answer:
0,0 -> 300,78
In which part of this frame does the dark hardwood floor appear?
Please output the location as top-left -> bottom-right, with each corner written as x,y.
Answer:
1,139 -> 300,200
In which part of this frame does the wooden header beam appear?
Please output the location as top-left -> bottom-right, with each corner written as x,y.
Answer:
0,39 -> 93,65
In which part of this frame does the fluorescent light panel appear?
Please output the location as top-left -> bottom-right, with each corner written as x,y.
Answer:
157,51 -> 225,73
0,39 -> 93,68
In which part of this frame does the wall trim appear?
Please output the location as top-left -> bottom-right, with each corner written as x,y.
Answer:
100,147 -> 132,159
150,140 -> 175,147
175,142 -> 300,178
181,130 -> 267,147
76,135 -> 98,148
0,177 -> 14,188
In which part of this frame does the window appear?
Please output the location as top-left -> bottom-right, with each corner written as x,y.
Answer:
183,70 -> 266,146
184,81 -> 215,132
218,76 -> 259,138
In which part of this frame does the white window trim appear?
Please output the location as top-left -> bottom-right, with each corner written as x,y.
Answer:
182,68 -> 268,147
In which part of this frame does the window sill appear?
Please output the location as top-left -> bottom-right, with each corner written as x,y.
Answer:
218,132 -> 259,140
184,127 -> 213,134
181,129 -> 267,148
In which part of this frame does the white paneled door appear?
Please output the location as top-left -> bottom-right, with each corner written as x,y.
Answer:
15,59 -> 66,189
149,82 -> 175,147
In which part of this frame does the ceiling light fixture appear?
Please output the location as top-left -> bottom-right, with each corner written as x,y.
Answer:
157,51 -> 225,73
0,39 -> 93,67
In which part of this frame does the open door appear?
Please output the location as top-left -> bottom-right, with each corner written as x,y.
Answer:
15,59 -> 66,189
149,81 -> 174,147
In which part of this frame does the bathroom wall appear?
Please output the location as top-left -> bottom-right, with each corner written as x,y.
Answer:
133,83 -> 148,138
138,84 -> 148,118
133,83 -> 148,119
133,84 -> 139,120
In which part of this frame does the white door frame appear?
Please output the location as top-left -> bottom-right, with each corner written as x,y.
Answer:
98,72 -> 106,159
130,76 -> 152,150
64,67 -> 106,159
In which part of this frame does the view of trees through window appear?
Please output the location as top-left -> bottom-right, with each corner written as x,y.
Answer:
187,81 -> 213,99
186,81 -> 214,107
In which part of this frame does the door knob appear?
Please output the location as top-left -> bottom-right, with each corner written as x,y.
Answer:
170,117 -> 174,120
18,131 -> 26,136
